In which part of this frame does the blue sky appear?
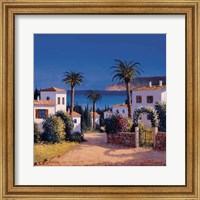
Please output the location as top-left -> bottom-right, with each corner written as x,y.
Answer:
34,34 -> 166,90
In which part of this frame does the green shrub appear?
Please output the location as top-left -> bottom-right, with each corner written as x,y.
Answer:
68,132 -> 86,143
55,110 -> 74,140
34,122 -> 41,143
42,115 -> 65,143
105,115 -> 129,134
155,102 -> 166,132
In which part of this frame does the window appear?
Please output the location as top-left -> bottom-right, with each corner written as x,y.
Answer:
62,97 -> 65,105
147,96 -> 153,103
136,95 -> 142,103
58,97 -> 60,104
36,109 -> 48,119
73,119 -> 77,124
46,97 -> 50,100
147,114 -> 151,120
122,110 -> 125,114
116,110 -> 119,114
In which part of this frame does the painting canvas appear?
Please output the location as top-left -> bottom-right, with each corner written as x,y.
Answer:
34,34 -> 166,166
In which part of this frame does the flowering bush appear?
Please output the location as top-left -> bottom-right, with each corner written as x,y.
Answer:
42,115 -> 65,143
105,115 -> 129,134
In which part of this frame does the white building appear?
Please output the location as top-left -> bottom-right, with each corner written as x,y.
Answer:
132,80 -> 166,127
40,87 -> 67,112
34,86 -> 82,133
112,103 -> 128,117
90,112 -> 100,126
103,111 -> 112,119
68,111 -> 81,133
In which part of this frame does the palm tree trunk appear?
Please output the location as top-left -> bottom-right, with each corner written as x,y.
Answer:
93,102 -> 96,131
125,81 -> 132,119
70,86 -> 74,115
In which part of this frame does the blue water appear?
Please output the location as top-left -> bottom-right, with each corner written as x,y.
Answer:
67,90 -> 127,109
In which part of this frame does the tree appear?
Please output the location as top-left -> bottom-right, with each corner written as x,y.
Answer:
34,88 -> 40,100
110,59 -> 143,119
87,90 -> 102,131
62,71 -> 84,115
155,101 -> 166,132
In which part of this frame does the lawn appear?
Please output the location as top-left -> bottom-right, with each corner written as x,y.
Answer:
34,142 -> 79,164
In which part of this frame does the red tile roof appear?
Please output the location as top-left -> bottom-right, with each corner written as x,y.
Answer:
112,104 -> 128,108
34,100 -> 55,106
68,111 -> 81,117
104,111 -> 112,114
132,85 -> 166,91
41,87 -> 66,92
90,112 -> 100,117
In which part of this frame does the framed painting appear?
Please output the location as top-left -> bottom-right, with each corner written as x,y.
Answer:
0,0 -> 200,199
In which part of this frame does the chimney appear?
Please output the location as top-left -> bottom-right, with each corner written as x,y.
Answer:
149,81 -> 152,87
159,80 -> 163,86
37,95 -> 40,101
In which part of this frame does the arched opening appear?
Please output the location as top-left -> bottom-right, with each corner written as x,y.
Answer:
133,107 -> 159,147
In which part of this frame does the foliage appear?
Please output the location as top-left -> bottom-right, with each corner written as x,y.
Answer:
133,106 -> 159,128
87,90 -> 102,130
34,88 -> 40,100
42,115 -> 65,143
155,101 -> 166,131
55,110 -> 74,139
68,132 -> 86,143
62,71 -> 84,88
34,142 -> 78,163
81,104 -> 92,132
110,59 -> 143,119
34,122 -> 41,143
87,90 -> 102,103
105,114 -> 129,134
62,71 -> 84,114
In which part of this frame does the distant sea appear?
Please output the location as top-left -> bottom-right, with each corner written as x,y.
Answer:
67,90 -> 128,109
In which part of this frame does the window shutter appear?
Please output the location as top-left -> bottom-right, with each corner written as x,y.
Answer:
35,109 -> 38,118
46,109 -> 48,117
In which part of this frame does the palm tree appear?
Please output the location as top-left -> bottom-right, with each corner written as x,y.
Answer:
87,90 -> 102,131
110,59 -> 143,119
62,71 -> 84,115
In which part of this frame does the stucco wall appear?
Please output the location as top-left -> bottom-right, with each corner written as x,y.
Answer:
112,106 -> 128,117
72,116 -> 81,132
34,106 -> 55,119
91,116 -> 100,125
104,113 -> 112,119
132,89 -> 166,111
40,91 -> 67,112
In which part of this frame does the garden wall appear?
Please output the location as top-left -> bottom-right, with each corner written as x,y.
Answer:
107,132 -> 135,147
154,132 -> 166,151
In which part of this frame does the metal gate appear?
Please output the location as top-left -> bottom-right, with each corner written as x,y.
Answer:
139,129 -> 153,147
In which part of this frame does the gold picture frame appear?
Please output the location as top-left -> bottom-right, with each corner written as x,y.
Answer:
0,0 -> 199,199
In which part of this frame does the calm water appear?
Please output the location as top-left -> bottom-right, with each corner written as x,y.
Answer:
67,90 -> 128,109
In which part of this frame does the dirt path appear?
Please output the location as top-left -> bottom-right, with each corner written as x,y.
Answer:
43,133 -> 166,166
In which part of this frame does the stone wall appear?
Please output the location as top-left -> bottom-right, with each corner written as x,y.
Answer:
107,132 -> 135,147
154,132 -> 166,151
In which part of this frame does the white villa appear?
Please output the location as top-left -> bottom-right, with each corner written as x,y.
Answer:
90,112 -> 100,126
104,111 -> 112,119
104,80 -> 166,128
104,104 -> 128,120
68,111 -> 81,132
34,86 -> 81,132
132,80 -> 166,127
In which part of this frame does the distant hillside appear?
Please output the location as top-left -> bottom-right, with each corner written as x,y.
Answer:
105,76 -> 166,91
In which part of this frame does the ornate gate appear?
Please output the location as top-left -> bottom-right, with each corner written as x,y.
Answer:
139,129 -> 153,147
